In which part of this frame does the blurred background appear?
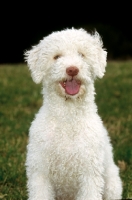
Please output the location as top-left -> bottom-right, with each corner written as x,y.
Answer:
0,2 -> 132,63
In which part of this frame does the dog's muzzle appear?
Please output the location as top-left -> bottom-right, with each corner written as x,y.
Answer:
60,66 -> 81,95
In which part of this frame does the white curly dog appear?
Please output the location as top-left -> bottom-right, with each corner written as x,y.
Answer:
25,28 -> 122,200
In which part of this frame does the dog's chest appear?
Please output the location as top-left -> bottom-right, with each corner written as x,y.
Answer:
46,133 -> 89,196
42,117 -> 102,182
32,111 -> 105,196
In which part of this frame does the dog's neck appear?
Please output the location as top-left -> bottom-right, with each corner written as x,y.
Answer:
41,83 -> 98,117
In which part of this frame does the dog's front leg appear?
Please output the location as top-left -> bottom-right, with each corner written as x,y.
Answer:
76,174 -> 104,200
27,172 -> 54,200
26,143 -> 55,200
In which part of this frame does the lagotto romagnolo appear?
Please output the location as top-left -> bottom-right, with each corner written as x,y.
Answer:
25,28 -> 122,200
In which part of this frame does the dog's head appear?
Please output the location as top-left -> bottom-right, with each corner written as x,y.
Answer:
25,28 -> 107,99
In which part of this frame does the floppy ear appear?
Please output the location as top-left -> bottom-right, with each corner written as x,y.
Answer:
24,45 -> 45,84
92,32 -> 107,79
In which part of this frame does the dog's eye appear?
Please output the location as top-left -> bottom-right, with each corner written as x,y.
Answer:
78,52 -> 85,58
54,54 -> 61,60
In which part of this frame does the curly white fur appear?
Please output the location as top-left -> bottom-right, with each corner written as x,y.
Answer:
25,28 -> 122,200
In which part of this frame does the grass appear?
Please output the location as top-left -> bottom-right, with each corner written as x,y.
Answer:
0,61 -> 132,199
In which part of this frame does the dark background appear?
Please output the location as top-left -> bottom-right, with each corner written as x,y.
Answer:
1,2 -> 132,63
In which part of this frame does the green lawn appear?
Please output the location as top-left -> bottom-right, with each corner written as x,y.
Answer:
0,62 -> 132,199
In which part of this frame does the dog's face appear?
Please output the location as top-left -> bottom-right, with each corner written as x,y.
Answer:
25,28 -> 107,99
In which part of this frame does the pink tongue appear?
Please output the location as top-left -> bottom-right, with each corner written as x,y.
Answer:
65,79 -> 80,95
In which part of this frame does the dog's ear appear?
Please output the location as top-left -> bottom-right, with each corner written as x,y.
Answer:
24,45 -> 45,84
92,32 -> 107,79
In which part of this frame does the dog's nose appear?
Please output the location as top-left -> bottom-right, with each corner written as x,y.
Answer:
66,66 -> 79,76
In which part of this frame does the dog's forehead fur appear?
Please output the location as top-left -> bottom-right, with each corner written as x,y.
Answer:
39,28 -> 103,54
43,28 -> 94,44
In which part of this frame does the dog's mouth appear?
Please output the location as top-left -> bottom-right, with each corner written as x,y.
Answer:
59,79 -> 81,95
